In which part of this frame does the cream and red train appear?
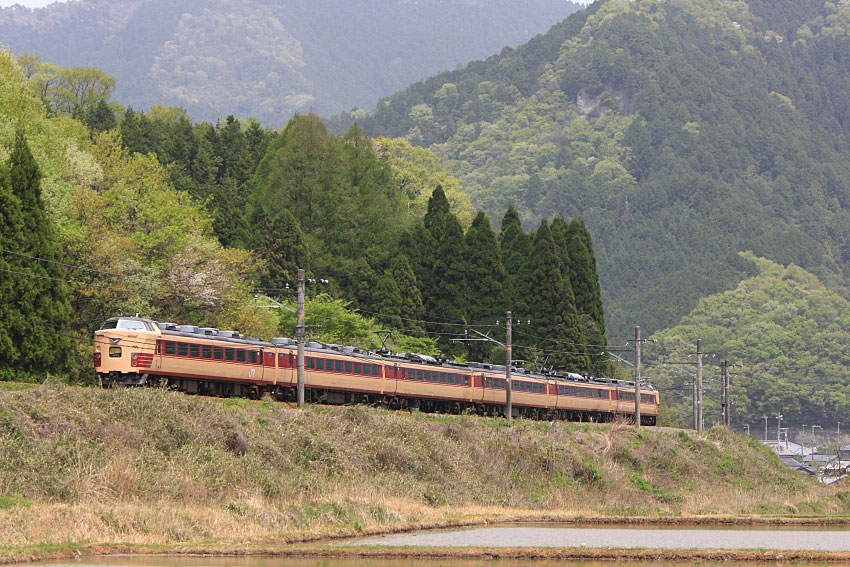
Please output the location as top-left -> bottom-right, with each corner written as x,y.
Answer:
94,316 -> 659,424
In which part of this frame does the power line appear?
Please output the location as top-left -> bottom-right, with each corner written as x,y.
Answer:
352,307 -> 500,328
512,327 -> 622,350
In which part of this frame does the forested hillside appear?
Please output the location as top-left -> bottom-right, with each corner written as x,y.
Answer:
345,0 -> 850,341
648,253 -> 850,430
0,47 -> 611,381
0,0 -> 580,124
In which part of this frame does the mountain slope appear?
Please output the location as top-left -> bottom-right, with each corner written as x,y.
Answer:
648,253 -> 850,430
349,0 -> 850,341
0,0 -> 581,124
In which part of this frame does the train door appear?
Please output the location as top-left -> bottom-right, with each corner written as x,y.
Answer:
155,339 -> 162,370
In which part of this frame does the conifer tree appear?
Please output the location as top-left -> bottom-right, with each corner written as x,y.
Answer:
526,220 -> 587,373
566,217 -> 607,374
0,131 -> 71,378
567,218 -> 604,328
550,215 -> 573,281
464,211 -> 504,361
373,273 -> 404,331
499,205 -> 531,315
424,184 -> 451,231
420,186 -> 466,351
253,208 -> 309,287
389,253 -> 425,335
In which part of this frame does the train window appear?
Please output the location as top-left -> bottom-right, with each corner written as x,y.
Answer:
334,360 -> 342,372
202,346 -> 212,359
247,351 -> 258,364
486,378 -> 492,388
344,361 -> 352,373
314,358 -> 323,370
165,341 -> 176,355
214,347 -> 223,360
414,369 -> 421,381
189,344 -> 200,357
224,349 -> 234,361
463,376 -> 469,386
424,371 -> 431,382
236,350 -> 246,363
353,362 -> 361,374
177,343 -> 188,356
372,364 -> 381,377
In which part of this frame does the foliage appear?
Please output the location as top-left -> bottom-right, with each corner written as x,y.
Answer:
0,132 -> 72,380
16,54 -> 116,117
463,212 -> 505,361
647,254 -> 850,429
0,0 -> 581,124
0,50 -> 276,381
275,293 -> 436,354
376,136 -> 475,227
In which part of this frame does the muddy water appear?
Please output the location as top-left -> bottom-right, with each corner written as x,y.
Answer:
353,525 -> 850,551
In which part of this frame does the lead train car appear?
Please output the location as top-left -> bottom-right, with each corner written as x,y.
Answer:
94,317 -> 659,425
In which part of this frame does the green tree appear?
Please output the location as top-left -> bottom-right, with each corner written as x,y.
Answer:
464,211 -> 505,361
421,186 -> 466,352
389,253 -> 425,336
499,205 -> 531,316
253,208 -> 309,288
526,220 -> 587,373
0,131 -> 72,379
566,217 -> 607,373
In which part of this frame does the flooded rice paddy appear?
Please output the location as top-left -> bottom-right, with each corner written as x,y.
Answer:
352,524 -> 850,551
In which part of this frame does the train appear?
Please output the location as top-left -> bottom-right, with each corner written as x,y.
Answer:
93,316 -> 659,424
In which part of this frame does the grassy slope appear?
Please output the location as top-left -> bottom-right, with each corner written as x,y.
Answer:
0,385 -> 847,550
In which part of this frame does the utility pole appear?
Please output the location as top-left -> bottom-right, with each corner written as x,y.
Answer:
696,339 -> 703,432
744,423 -> 750,437
505,311 -> 512,420
720,360 -> 726,426
634,326 -> 641,428
763,415 -> 768,442
801,424 -> 807,456
776,414 -> 783,446
296,268 -> 305,407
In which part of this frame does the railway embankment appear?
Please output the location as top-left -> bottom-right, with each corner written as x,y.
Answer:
0,384 -> 848,560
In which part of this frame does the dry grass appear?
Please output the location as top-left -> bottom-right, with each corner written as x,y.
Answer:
0,384 -> 847,549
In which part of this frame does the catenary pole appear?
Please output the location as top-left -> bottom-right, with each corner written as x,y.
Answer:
696,339 -> 703,432
721,360 -> 728,426
297,268 -> 305,407
505,311 -> 512,420
634,326 -> 641,427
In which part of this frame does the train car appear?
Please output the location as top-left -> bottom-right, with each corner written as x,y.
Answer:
94,316 -> 659,424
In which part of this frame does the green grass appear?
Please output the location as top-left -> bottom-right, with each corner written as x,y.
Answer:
0,382 -> 38,392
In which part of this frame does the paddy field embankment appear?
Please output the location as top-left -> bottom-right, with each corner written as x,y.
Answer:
0,383 -> 848,563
